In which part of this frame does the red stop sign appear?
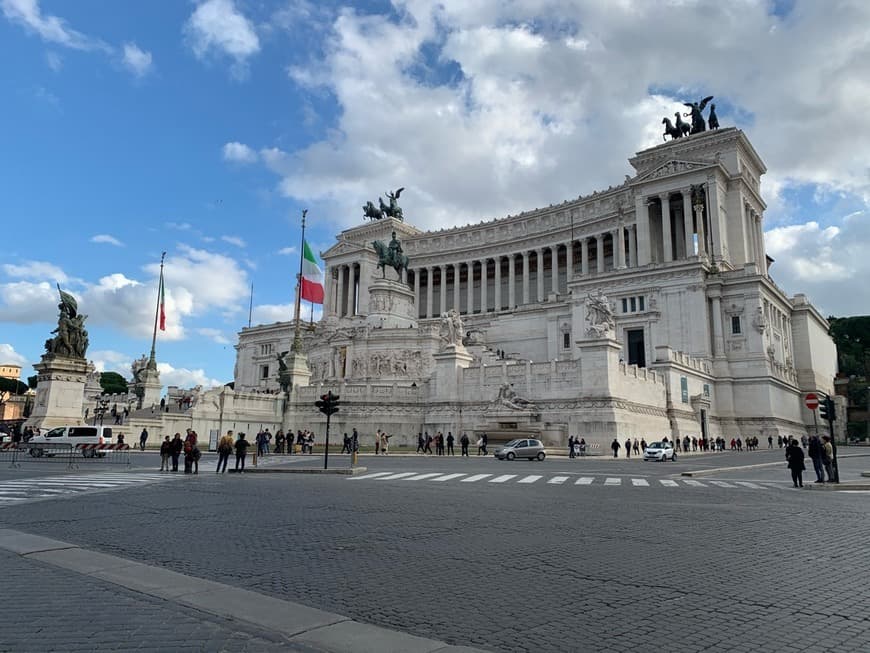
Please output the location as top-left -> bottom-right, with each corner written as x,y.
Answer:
805,393 -> 819,410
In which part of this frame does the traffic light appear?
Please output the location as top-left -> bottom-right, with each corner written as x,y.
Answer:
819,397 -> 836,422
315,392 -> 340,416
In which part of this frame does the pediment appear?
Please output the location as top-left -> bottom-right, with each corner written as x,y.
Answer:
634,159 -> 713,183
322,240 -> 366,258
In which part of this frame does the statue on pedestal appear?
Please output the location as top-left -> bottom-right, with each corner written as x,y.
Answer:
44,285 -> 89,359
372,230 -> 410,279
495,383 -> 535,410
439,309 -> 465,349
363,187 -> 405,221
585,291 -> 615,338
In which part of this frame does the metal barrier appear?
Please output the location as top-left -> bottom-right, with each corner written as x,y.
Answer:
1,442 -> 132,470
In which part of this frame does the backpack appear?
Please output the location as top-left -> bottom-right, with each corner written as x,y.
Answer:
184,440 -> 193,454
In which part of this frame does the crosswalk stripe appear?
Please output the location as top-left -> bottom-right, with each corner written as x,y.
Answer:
461,474 -> 492,483
604,477 -> 622,486
708,480 -> 735,488
517,475 -> 542,484
375,472 -> 418,480
631,478 -> 650,487
403,473 -> 444,481
489,475 -> 517,483
734,481 -> 765,489
548,476 -> 569,484
575,477 -> 594,485
349,472 -> 394,480
659,479 -> 679,487
430,473 -> 466,482
682,479 -> 706,487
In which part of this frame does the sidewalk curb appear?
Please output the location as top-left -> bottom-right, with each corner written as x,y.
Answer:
0,528 -> 486,653
228,467 -> 368,475
803,483 -> 870,491
682,453 -> 870,477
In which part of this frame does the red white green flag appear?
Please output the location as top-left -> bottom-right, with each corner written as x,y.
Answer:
158,273 -> 166,331
300,239 -> 324,304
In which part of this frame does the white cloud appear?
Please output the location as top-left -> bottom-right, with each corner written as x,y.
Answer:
251,303 -> 293,325
2,260 -> 67,283
0,0 -> 108,51
45,50 -> 62,71
222,141 -> 257,163
0,343 -> 28,367
185,0 -> 260,76
122,42 -> 153,77
220,235 -> 247,248
90,234 -> 124,247
157,361 -> 223,389
88,349 -> 132,376
196,327 -> 230,345
277,246 -> 297,255
0,281 -> 57,323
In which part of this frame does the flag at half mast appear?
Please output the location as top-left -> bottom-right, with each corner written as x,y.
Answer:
158,271 -> 166,331
300,240 -> 324,304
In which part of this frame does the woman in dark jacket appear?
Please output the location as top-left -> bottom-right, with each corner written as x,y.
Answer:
785,438 -> 805,488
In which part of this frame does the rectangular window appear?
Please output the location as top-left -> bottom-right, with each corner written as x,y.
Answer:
630,297 -> 636,312
680,377 -> 689,403
638,296 -> 645,311
563,332 -> 571,349
626,329 -> 646,367
260,364 -> 269,379
731,316 -> 741,335
703,384 -> 710,398
622,298 -> 628,313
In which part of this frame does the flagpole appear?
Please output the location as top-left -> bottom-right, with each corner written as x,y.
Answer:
148,251 -> 166,370
292,210 -> 308,353
248,282 -> 254,328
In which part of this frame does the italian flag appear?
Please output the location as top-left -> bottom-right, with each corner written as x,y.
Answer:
158,273 -> 166,331
300,240 -> 324,304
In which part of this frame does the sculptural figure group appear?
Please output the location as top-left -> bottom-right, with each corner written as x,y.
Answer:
662,95 -> 719,141
363,187 -> 405,221
44,285 -> 89,359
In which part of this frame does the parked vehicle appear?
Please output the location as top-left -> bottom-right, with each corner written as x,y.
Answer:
494,438 -> 546,461
643,441 -> 675,462
28,425 -> 114,457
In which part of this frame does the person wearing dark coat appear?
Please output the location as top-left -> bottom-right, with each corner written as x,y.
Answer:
170,433 -> 184,472
807,435 -> 825,483
234,433 -> 250,473
785,438 -> 805,488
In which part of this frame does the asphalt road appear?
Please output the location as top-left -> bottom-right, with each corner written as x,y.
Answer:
2,447 -> 869,652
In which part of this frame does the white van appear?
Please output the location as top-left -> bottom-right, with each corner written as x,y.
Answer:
29,425 -> 115,458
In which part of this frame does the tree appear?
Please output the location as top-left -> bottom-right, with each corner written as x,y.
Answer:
100,371 -> 128,395
0,377 -> 28,395
27,375 -> 38,389
828,316 -> 870,377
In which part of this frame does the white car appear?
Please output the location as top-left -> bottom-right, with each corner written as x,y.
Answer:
643,441 -> 676,462
28,425 -> 115,458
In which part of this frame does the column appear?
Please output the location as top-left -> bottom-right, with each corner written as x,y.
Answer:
755,213 -> 765,269
425,267 -> 434,318
707,180 -> 725,260
494,256 -> 502,311
467,261 -> 475,313
565,241 -> 574,286
401,266 -> 407,285
438,265 -> 447,315
581,238 -> 589,275
695,204 -> 707,257
453,263 -> 461,311
711,295 -> 724,357
596,236 -> 604,273
550,246 -> 559,294
615,227 -> 626,269
413,268 -> 421,318
627,226 -> 636,268
522,252 -> 530,304
345,264 -> 355,317
744,203 -> 756,264
536,248 -> 545,302
660,193 -> 673,262
683,190 -> 694,257
508,254 -> 516,308
635,194 -> 651,266
480,259 -> 488,313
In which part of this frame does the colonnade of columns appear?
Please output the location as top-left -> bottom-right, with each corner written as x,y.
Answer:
744,201 -> 765,269
410,227 -> 640,319
635,187 -> 709,266
325,263 -> 359,318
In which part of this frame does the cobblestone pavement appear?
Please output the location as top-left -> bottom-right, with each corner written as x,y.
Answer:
2,453 -> 869,652
0,549 -> 301,652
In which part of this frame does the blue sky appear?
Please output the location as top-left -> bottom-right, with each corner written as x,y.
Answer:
2,0 -> 868,389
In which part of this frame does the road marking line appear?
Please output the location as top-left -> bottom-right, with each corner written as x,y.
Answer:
734,481 -> 765,489
374,472 -> 418,480
708,480 -> 735,488
604,477 -> 622,486
548,476 -> 569,484
631,478 -> 649,487
575,477 -> 595,485
429,473 -> 466,482
682,479 -> 706,487
461,474 -> 492,483
517,475 -> 543,484
489,475 -> 516,483
403,473 -> 444,481
348,472 -> 393,480
659,479 -> 679,487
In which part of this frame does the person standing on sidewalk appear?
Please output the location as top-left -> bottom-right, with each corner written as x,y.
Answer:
611,438 -> 621,458
568,436 -> 575,459
170,433 -> 183,472
446,432 -> 455,455
807,435 -> 825,483
234,432 -> 250,472
216,430 -> 233,474
139,428 -> 148,451
624,438 -> 632,459
460,432 -> 469,456
375,430 -> 381,455
821,435 -> 835,482
159,436 -> 171,471
786,438 -> 805,488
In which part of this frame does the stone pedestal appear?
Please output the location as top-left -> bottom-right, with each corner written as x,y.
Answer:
432,344 -> 473,402
139,367 -> 163,410
575,337 -> 622,394
278,351 -> 312,393
24,355 -> 89,431
365,277 -> 417,330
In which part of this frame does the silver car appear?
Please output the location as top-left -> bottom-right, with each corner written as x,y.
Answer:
494,438 -> 546,461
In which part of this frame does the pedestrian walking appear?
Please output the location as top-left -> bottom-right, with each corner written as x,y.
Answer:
633,438 -> 640,455
568,436 -> 575,459
375,430 -> 381,455
170,433 -> 183,472
341,433 -> 350,454
234,432 -> 250,472
159,435 -> 171,471
785,438 -> 805,488
416,432 -> 426,454
216,430 -> 233,473
424,432 -> 433,454
807,435 -> 825,483
381,431 -> 390,455
624,438 -> 632,459
139,428 -> 148,451
767,435 -> 773,449
611,438 -> 620,458
479,432 -> 488,456
460,432 -> 469,456
446,432 -> 455,455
